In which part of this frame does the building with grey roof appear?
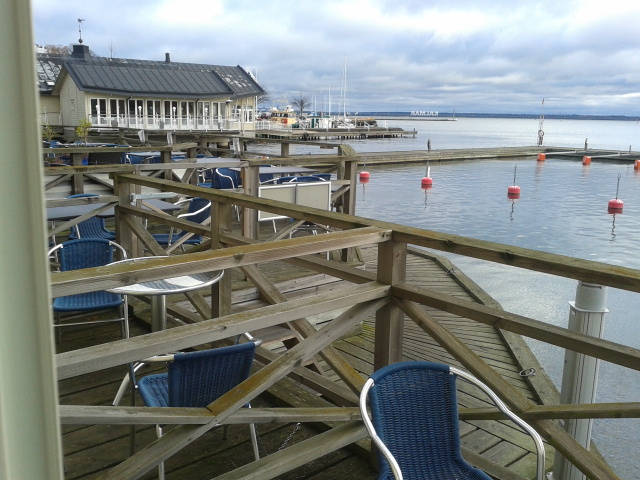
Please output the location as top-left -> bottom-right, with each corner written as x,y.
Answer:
37,44 -> 265,133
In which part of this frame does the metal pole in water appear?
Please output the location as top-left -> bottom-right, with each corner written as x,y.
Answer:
553,282 -> 608,480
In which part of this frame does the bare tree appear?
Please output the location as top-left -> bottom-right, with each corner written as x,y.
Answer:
291,96 -> 309,117
44,44 -> 71,55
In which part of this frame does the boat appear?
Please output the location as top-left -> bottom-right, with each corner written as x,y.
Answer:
269,106 -> 297,126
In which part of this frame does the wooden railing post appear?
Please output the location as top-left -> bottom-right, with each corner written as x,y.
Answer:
340,158 -> 358,262
281,142 -> 290,157
116,176 -> 137,257
161,149 -> 171,180
374,240 -> 407,370
211,201 -> 232,317
71,153 -> 84,194
242,165 -> 259,240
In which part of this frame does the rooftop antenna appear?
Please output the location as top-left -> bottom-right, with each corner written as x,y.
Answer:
109,41 -> 113,59
77,18 -> 85,44
537,98 -> 545,146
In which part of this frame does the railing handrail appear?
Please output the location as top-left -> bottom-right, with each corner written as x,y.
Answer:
111,173 -> 640,293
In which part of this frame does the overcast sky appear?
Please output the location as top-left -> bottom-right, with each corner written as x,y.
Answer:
31,0 -> 640,115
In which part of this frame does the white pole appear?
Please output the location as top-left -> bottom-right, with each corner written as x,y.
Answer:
0,0 -> 63,478
343,60 -> 347,120
553,282 -> 608,480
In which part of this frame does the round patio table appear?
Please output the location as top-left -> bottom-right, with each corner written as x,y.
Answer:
107,256 -> 223,331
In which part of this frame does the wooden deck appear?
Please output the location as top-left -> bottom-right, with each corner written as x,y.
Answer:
59,243 -> 555,479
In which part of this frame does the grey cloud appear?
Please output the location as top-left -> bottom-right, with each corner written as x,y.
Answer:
31,0 -> 640,114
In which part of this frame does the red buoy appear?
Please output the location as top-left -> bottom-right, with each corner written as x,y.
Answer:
537,153 -> 546,162
507,185 -> 521,199
634,160 -> 640,171
359,171 -> 370,183
608,198 -> 623,213
421,176 -> 433,188
582,156 -> 591,166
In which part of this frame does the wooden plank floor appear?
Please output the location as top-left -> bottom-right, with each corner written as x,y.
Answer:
330,246 -> 553,479
57,245 -> 555,479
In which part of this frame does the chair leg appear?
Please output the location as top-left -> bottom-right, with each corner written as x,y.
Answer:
249,423 -> 260,461
247,403 -> 260,460
155,425 -> 165,480
121,295 -> 130,339
54,312 -> 62,344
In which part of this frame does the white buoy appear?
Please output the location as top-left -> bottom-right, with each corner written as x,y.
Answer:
553,282 -> 608,480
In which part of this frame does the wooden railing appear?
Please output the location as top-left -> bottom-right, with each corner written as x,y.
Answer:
49,172 -> 640,480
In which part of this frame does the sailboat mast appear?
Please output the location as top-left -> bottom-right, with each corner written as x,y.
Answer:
343,60 -> 347,120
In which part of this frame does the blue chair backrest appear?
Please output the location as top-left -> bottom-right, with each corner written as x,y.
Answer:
259,172 -> 274,183
58,239 -> 114,271
187,197 -> 211,224
214,168 -> 242,189
66,194 -> 109,238
276,175 -> 327,184
168,342 -> 255,407
369,361 -> 472,480
201,168 -> 215,182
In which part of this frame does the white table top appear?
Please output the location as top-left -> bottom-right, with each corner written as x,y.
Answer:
107,257 -> 224,295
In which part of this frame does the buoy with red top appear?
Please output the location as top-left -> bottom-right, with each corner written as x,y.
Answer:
507,165 -> 521,199
537,153 -> 546,162
359,170 -> 370,183
634,160 -> 640,171
608,174 -> 624,213
421,163 -> 433,189
582,155 -> 591,166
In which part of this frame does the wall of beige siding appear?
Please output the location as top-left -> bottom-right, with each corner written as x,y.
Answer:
39,95 -> 61,125
59,76 -> 86,126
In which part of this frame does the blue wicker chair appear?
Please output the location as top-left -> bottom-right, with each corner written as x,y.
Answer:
359,361 -> 545,480
276,175 -> 329,184
131,342 -> 260,480
213,167 -> 242,189
152,197 -> 211,248
48,238 -> 129,339
66,194 -> 116,241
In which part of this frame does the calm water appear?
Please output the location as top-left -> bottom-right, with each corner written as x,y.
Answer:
249,117 -> 640,475
248,117 -> 640,154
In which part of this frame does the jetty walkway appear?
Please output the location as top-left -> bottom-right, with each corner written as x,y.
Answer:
59,244 -> 554,479
42,145 -> 638,480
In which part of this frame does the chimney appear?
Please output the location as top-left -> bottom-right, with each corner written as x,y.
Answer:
165,52 -> 171,63
71,43 -> 90,60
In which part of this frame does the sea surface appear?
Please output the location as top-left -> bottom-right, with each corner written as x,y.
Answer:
249,117 -> 640,477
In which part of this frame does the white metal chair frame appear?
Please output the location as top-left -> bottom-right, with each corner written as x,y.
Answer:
47,240 -> 130,339
359,365 -> 546,480
165,197 -> 212,247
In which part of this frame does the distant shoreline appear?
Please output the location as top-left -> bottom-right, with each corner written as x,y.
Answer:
359,112 -> 640,121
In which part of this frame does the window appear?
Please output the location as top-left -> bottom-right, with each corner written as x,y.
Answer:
146,100 -> 161,125
90,98 -> 108,124
128,99 -> 143,118
110,99 -> 126,122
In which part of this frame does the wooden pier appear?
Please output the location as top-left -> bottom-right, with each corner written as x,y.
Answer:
253,126 -> 415,141
58,243 -> 553,479
39,146 -> 640,480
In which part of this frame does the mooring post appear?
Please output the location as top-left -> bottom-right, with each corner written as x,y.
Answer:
553,282 -> 608,480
